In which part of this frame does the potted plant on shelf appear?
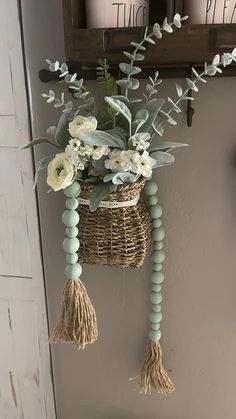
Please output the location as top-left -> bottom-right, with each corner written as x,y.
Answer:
24,14 -> 236,395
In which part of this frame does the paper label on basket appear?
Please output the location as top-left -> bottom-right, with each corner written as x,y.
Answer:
78,194 -> 140,209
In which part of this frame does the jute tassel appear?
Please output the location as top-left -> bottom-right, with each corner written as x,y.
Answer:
139,340 -> 174,395
50,278 -> 98,349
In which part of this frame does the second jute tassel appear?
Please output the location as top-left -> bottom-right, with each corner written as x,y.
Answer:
138,180 -> 174,394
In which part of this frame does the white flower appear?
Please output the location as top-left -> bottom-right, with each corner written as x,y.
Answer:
70,155 -> 86,170
79,144 -> 93,157
131,133 -> 151,151
68,115 -> 97,138
132,150 -> 156,178
119,150 -> 137,171
47,153 -> 75,191
105,149 -> 137,172
109,149 -> 121,159
65,138 -> 81,157
92,145 -> 110,160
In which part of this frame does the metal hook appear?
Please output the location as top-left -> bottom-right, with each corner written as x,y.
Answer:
186,68 -> 195,127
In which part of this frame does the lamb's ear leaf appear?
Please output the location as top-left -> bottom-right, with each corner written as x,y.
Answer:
33,154 -> 55,189
149,151 -> 175,167
141,98 -> 165,132
79,130 -> 125,149
55,112 -> 72,148
149,142 -> 188,153
105,96 -> 132,125
103,172 -> 139,185
89,182 -> 117,212
23,138 -> 61,149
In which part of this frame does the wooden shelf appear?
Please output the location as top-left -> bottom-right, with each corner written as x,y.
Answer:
39,24 -> 236,81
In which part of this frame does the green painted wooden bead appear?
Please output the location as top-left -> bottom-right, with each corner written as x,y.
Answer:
150,323 -> 160,331
149,311 -> 163,323
153,242 -> 164,251
66,253 -> 78,264
62,210 -> 80,227
66,227 -> 79,238
152,227 -> 165,242
150,205 -> 163,219
63,237 -> 80,254
152,219 -> 162,228
148,196 -> 158,206
151,271 -> 164,284
144,180 -> 158,196
65,198 -> 78,210
152,250 -> 165,264
150,292 -> 162,304
152,284 -> 162,292
152,304 -> 162,313
149,329 -> 161,342
153,263 -> 163,272
64,181 -> 81,198
65,263 -> 82,279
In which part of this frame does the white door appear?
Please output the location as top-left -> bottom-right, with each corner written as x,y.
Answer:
0,1 -> 56,418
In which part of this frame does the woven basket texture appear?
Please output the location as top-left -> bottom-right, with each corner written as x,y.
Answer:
78,179 -> 152,268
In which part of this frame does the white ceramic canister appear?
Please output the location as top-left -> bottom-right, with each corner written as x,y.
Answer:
86,0 -> 149,28
185,0 -> 236,24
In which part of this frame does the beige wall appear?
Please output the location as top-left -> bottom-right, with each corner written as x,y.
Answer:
21,1 -> 236,418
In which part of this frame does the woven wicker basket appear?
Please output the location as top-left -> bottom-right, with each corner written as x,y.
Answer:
78,179 -> 152,268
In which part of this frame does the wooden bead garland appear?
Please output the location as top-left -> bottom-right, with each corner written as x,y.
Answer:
50,181 -> 98,350
138,180 -> 174,395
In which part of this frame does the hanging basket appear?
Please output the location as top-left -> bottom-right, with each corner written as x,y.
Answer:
78,179 -> 152,268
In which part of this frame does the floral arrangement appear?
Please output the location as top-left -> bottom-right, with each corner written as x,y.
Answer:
25,14 -> 236,395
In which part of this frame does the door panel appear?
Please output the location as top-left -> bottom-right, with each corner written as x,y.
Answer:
0,0 -> 56,418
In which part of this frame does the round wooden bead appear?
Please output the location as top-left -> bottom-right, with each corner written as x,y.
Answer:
152,304 -> 162,313
152,227 -> 165,242
150,292 -> 162,305
65,263 -> 82,279
152,219 -> 162,228
62,210 -> 80,227
153,242 -> 164,251
144,180 -> 158,196
66,253 -> 78,264
148,196 -> 158,206
65,198 -> 78,210
64,181 -> 81,198
66,227 -> 79,238
153,263 -> 163,272
149,329 -> 161,342
152,250 -> 165,264
152,284 -> 162,292
150,205 -> 163,220
150,323 -> 160,331
151,271 -> 164,284
149,311 -> 163,323
63,237 -> 80,254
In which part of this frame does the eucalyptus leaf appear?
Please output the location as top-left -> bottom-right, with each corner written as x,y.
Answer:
79,130 -> 125,149
89,182 -> 117,212
123,51 -> 135,60
116,79 -> 132,88
176,83 -> 183,97
130,42 -> 146,51
46,126 -> 57,140
105,96 -> 132,125
129,78 -> 140,90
